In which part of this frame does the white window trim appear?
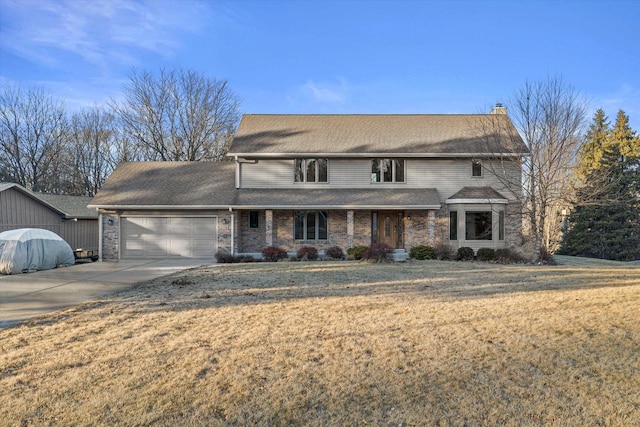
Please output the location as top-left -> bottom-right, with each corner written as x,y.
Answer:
471,159 -> 483,178
294,158 -> 329,183
371,158 -> 406,183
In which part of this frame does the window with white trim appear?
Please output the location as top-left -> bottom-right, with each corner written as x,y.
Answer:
294,211 -> 328,240
371,158 -> 405,183
294,159 -> 328,183
465,211 -> 492,240
472,159 -> 483,177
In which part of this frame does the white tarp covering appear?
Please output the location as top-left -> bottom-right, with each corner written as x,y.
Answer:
0,228 -> 75,275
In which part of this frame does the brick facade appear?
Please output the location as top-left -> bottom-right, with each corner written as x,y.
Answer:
101,212 -> 119,261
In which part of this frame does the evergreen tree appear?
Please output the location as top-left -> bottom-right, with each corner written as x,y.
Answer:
577,109 -> 610,181
560,110 -> 640,260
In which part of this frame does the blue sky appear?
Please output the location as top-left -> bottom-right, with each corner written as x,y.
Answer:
1,0 -> 639,129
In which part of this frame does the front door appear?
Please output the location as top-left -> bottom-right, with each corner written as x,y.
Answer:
374,211 -> 403,248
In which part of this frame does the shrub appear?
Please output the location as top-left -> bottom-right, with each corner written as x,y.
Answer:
261,246 -> 288,262
296,246 -> 318,261
538,246 -> 557,265
409,245 -> 436,260
365,243 -> 393,262
476,248 -> 495,261
240,255 -> 257,263
215,251 -> 240,263
495,247 -> 527,264
434,242 -> 456,260
325,246 -> 345,259
347,245 -> 368,260
457,246 -> 475,261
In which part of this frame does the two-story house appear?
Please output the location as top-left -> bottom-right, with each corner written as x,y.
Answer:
90,108 -> 528,261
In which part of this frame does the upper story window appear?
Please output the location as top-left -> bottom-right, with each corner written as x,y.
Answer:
294,159 -> 328,183
371,159 -> 405,183
472,159 -> 483,177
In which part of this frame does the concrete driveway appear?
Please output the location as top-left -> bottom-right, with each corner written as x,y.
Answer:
0,258 -> 215,327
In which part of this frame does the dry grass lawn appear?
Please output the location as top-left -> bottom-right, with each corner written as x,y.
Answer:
1,258 -> 639,426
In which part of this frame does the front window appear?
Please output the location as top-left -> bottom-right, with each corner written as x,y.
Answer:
472,159 -> 483,177
449,211 -> 458,240
499,211 -> 505,241
294,159 -> 328,183
294,211 -> 328,240
249,211 -> 259,229
371,159 -> 405,183
465,211 -> 492,240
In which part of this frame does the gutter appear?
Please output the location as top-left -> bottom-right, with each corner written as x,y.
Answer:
88,204 -> 442,210
228,152 -> 529,158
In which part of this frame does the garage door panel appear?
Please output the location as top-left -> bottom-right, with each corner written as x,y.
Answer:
122,217 -> 217,259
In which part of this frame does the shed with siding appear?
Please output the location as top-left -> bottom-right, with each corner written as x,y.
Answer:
0,182 -> 98,250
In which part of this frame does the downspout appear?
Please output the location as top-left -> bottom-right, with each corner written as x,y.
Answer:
229,207 -> 235,256
98,212 -> 103,262
235,156 -> 239,189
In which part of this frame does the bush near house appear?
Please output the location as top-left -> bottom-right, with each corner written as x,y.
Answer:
215,251 -> 241,263
409,245 -> 437,260
262,246 -> 288,262
495,248 -> 527,264
434,242 -> 456,260
347,245 -> 368,260
476,248 -> 496,262
365,243 -> 394,262
297,246 -> 318,261
457,247 -> 475,261
325,246 -> 345,259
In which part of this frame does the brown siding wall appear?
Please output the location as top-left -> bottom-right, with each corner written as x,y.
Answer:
0,188 -> 97,249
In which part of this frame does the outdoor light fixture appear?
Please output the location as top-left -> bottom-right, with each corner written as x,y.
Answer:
107,219 -> 114,226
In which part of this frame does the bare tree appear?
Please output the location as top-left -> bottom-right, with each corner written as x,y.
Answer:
0,84 -> 68,191
481,76 -> 587,259
111,68 -> 241,161
62,107 -> 123,196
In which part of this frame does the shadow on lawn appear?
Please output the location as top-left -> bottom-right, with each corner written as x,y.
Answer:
119,261 -> 640,314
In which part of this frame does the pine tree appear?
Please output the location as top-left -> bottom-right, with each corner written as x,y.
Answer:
560,110 -> 640,260
576,109 -> 610,181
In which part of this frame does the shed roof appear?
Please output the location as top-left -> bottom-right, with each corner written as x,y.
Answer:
229,114 -> 528,156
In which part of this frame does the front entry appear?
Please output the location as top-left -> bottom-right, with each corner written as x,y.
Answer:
373,211 -> 404,248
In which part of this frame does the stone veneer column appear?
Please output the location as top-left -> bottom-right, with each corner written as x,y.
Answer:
347,210 -> 354,248
265,210 -> 273,247
428,210 -> 436,242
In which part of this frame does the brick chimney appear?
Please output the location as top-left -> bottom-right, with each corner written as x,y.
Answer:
490,103 -> 507,115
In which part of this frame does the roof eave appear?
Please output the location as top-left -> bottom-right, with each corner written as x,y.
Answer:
229,152 -> 529,158
446,198 -> 509,204
89,204 -> 442,210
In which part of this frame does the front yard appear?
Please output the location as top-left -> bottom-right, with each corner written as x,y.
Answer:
1,259 -> 639,425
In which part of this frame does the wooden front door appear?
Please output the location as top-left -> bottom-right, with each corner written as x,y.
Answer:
374,211 -> 403,248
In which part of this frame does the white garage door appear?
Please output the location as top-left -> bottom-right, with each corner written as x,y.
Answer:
121,217 -> 217,259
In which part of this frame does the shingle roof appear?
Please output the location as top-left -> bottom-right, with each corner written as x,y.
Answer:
36,194 -> 97,218
447,186 -> 507,201
89,161 -> 238,207
0,182 -> 97,218
90,162 -> 441,209
235,188 -> 440,209
229,114 -> 528,156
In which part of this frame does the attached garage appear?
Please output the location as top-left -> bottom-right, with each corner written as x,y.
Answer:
121,216 -> 218,259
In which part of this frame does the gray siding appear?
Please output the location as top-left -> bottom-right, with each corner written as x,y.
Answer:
239,158 -> 521,201
0,188 -> 98,250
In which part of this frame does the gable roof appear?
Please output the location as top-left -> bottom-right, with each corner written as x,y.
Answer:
0,182 -> 97,218
229,114 -> 528,157
89,161 -> 442,209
